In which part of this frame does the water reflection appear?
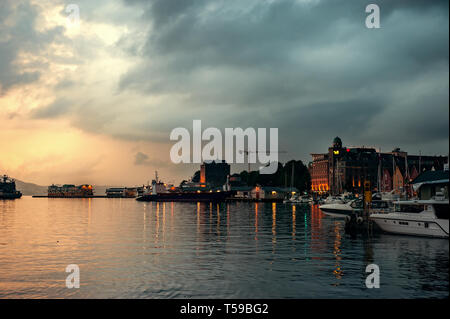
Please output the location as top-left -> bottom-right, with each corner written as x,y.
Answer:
0,198 -> 447,299
292,205 -> 296,241
332,222 -> 343,285
254,203 -> 259,241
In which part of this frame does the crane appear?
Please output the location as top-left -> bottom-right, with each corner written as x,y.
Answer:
238,150 -> 287,173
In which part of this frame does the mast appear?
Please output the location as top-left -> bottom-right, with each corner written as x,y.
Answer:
377,147 -> 382,193
404,153 -> 409,198
392,153 -> 395,192
290,162 -> 295,192
418,150 -> 422,172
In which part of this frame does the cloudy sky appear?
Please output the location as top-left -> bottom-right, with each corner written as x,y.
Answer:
0,0 -> 448,186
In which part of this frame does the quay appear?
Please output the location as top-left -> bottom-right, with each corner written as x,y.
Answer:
32,195 -> 109,198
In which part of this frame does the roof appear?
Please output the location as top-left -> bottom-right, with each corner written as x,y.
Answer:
253,186 -> 298,192
231,186 -> 253,191
412,170 -> 449,184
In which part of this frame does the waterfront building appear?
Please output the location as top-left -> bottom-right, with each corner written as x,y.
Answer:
106,187 -> 138,198
250,186 -> 296,201
200,160 -> 230,187
412,169 -> 449,200
48,184 -> 94,197
232,186 -> 253,199
309,153 -> 329,193
309,137 -> 448,195
381,168 -> 392,192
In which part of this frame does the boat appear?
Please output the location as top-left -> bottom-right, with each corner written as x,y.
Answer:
137,190 -> 231,202
370,198 -> 449,238
47,184 -> 94,198
319,199 -> 363,217
319,199 -> 391,218
323,195 -> 345,205
283,194 -> 299,203
283,194 -> 312,204
136,174 -> 231,202
0,175 -> 22,199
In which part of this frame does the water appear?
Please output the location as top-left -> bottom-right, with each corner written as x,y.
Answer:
0,197 -> 448,299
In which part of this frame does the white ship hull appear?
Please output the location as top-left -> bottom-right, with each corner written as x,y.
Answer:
370,199 -> 449,238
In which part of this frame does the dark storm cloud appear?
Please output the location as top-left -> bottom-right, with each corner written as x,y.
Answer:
10,0 -> 446,161
0,1 -> 64,95
134,151 -> 170,167
114,0 -> 449,159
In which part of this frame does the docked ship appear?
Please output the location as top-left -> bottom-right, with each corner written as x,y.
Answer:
47,184 -> 94,198
106,187 -> 138,198
0,175 -> 22,199
136,175 -> 231,202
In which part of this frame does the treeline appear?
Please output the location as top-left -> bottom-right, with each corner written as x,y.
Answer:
191,160 -> 311,193
238,160 -> 311,192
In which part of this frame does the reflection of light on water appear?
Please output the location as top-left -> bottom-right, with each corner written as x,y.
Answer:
272,203 -> 277,249
292,205 -> 296,241
216,203 -> 221,237
227,204 -> 230,238
332,222 -> 343,285
88,198 -> 92,226
170,202 -> 174,235
155,202 -> 160,244
303,208 -> 310,260
162,202 -> 166,247
254,203 -> 259,241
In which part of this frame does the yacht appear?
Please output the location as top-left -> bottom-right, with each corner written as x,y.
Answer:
283,194 -> 299,204
319,199 -> 363,217
370,199 -> 449,238
323,195 -> 345,205
319,199 -> 391,218
284,194 -> 312,204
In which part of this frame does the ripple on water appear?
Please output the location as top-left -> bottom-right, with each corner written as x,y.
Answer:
0,198 -> 447,298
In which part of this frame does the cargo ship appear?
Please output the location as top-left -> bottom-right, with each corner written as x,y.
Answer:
137,190 -> 231,202
136,175 -> 230,202
0,175 -> 22,199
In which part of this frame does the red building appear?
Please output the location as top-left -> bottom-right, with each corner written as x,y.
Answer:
310,137 -> 447,195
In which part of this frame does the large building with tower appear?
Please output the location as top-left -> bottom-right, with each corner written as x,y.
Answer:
309,137 -> 448,195
200,160 -> 231,187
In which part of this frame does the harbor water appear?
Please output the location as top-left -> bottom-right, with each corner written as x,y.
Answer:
0,197 -> 448,298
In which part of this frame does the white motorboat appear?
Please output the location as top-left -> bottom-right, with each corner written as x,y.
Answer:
283,195 -> 299,203
370,199 -> 449,238
284,194 -> 312,204
323,195 -> 345,205
299,195 -> 312,204
320,199 -> 391,218
319,199 -> 363,217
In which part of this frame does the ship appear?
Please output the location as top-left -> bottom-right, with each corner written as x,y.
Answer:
0,175 -> 22,199
136,173 -> 231,202
47,184 -> 94,198
136,190 -> 231,202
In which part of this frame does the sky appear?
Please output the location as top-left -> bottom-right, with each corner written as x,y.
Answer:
0,0 -> 448,186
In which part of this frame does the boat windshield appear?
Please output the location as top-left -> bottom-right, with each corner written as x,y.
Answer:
433,204 -> 449,220
394,204 -> 425,213
350,200 -> 363,209
371,201 -> 389,209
